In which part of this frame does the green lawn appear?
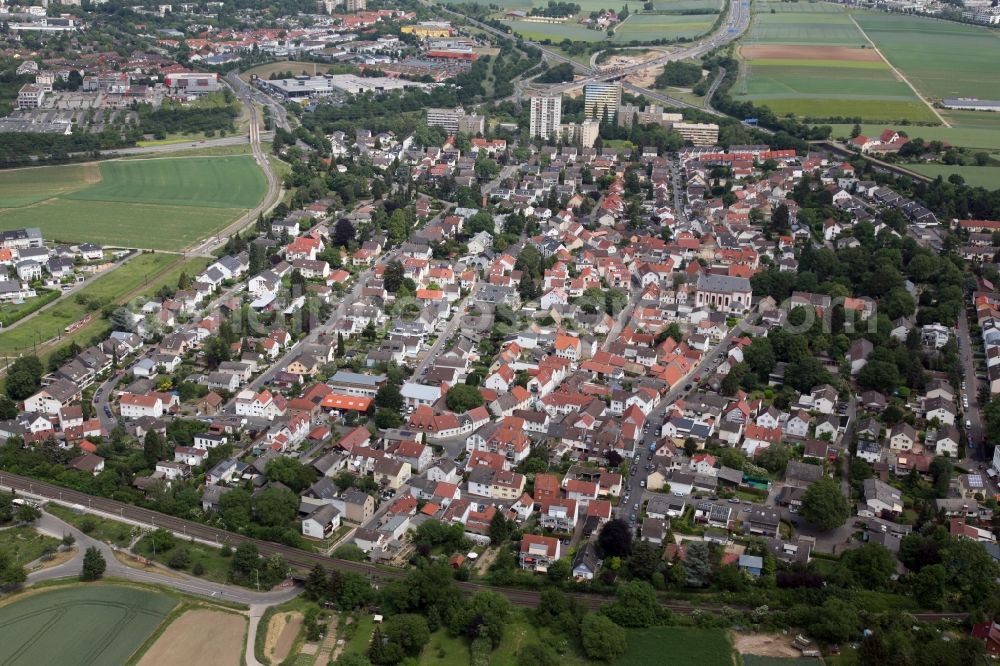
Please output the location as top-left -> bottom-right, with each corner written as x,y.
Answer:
0,585 -> 175,666
0,253 -> 209,358
133,532 -> 235,584
906,165 -> 1000,188
0,156 -> 265,250
0,527 -> 60,566
119,143 -> 253,159
0,289 -> 59,328
46,505 -> 137,547
615,627 -> 735,666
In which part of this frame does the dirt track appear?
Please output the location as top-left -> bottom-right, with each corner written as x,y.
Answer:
740,44 -> 881,61
731,631 -> 801,658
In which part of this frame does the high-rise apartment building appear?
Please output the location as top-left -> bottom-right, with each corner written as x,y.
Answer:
584,82 -> 621,121
529,96 -> 562,139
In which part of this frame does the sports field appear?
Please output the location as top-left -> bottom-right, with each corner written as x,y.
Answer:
0,585 -> 175,666
0,156 -> 266,250
735,1 -> 938,122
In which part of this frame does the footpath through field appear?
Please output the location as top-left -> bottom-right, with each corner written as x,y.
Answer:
847,13 -> 950,127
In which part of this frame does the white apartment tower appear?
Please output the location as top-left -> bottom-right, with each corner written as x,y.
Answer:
584,81 -> 621,122
529,96 -> 562,139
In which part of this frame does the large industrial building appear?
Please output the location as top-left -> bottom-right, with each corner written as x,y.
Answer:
259,74 -> 431,99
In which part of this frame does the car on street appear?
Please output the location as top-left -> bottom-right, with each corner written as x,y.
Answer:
640,480 -> 646,488
684,384 -> 692,391
630,467 -> 636,476
633,503 -> 639,510
103,406 -> 112,417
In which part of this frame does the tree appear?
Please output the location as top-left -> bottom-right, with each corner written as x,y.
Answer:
450,591 -> 511,648
81,546 -> 106,581
941,537 -> 1000,608
218,488 -> 253,531
375,408 -> 403,429
252,487 -> 299,527
231,542 -> 260,577
841,543 -> 895,589
334,218 -> 355,246
305,563 -> 329,601
384,614 -> 430,657
581,614 -> 626,661
547,558 -> 571,583
517,643 -> 558,666
466,211 -> 494,235
265,457 -> 316,493
488,510 -> 512,544
15,503 -> 40,524
597,519 -> 632,558
6,355 -> 42,400
626,542 -> 660,581
604,581 -> 659,628
143,430 -> 166,466
383,260 -> 404,293
799,476 -> 849,531
0,550 -> 25,586
912,563 -> 946,610
375,384 -> 404,413
0,396 -> 16,420
683,541 -> 712,588
445,384 -> 484,412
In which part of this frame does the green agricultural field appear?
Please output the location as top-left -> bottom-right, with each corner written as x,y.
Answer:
826,122 -> 1000,152
745,1 -> 863,45
615,627 -> 735,666
0,585 -> 175,666
0,164 -> 98,208
852,12 -> 1000,101
907,165 -> 1000,188
506,19 -> 607,42
757,98 -> 938,123
67,157 -> 265,209
742,63 -> 915,98
653,0 -> 723,11
0,156 -> 265,250
613,13 -> 715,41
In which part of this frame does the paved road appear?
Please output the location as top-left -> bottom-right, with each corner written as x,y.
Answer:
99,134 -> 271,157
28,510 -> 300,606
414,282 -> 477,379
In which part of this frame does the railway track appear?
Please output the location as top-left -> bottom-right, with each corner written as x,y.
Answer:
0,472 -> 968,621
